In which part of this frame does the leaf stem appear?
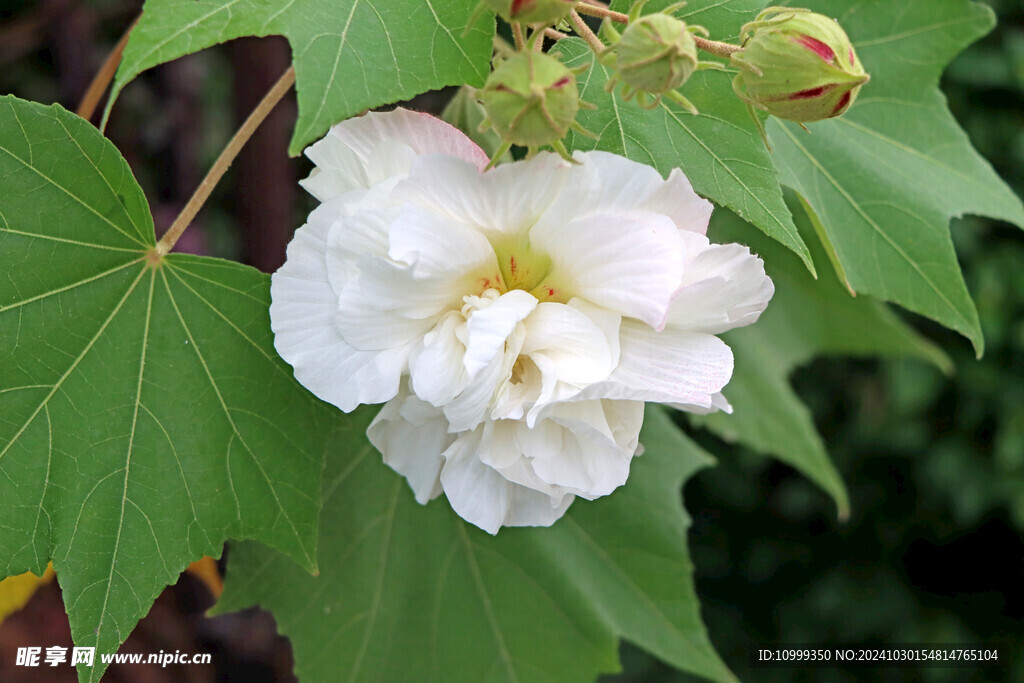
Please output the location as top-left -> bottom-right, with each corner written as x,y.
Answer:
156,66 -> 296,256
544,27 -> 570,41
568,10 -> 605,53
573,2 -> 628,24
693,35 -> 742,58
77,15 -> 139,122
512,22 -> 527,50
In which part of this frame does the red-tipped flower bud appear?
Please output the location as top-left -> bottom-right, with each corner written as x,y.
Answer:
731,7 -> 869,122
479,50 -> 580,148
483,0 -> 575,25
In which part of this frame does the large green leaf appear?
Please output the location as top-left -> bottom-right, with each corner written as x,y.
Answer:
563,0 -> 815,273
216,405 -> 734,683
693,200 -> 951,518
769,0 -> 1024,355
0,96 -> 346,682
107,0 -> 493,155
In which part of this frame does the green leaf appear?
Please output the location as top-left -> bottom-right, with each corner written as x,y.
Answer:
108,0 -> 493,155
0,96 -> 346,682
768,0 -> 1024,356
216,405 -> 735,683
562,0 -> 815,273
693,199 -> 952,518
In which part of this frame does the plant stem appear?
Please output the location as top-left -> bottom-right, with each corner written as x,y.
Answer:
693,35 -> 742,58
573,2 -> 628,24
544,27 -> 570,41
568,10 -> 605,53
77,15 -> 138,121
512,22 -> 527,50
155,65 -> 296,256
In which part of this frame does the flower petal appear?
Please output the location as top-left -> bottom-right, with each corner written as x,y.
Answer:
270,219 -> 410,410
394,153 -> 570,236
441,429 -> 574,534
571,320 -> 734,410
521,299 -> 621,387
667,234 -> 775,334
322,107 -> 488,170
387,204 -> 498,277
368,387 -> 451,504
463,290 -> 537,377
531,212 -> 686,329
525,400 -> 641,497
533,151 -> 713,235
408,312 -> 468,407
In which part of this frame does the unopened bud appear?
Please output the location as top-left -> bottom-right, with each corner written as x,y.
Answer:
479,50 -> 580,149
731,7 -> 869,122
614,13 -> 699,95
483,0 -> 575,25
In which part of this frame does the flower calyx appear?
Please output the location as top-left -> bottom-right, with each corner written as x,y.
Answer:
482,0 -> 576,26
478,46 -> 593,164
601,0 -> 720,113
730,6 -> 869,142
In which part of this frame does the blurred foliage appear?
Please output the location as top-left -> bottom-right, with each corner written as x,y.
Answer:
606,0 -> 1024,680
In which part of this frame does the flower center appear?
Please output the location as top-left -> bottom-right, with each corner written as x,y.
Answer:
488,233 -> 566,303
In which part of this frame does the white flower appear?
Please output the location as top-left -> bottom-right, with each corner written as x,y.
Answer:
270,108 -> 774,534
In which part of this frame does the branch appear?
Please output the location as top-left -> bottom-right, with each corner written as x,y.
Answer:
77,15 -> 138,121
155,66 -> 296,256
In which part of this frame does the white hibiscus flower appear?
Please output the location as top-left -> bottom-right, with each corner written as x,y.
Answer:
270,108 -> 773,534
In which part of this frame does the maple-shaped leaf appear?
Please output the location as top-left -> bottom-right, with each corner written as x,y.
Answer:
216,405 -> 735,683
0,96 -> 348,682
106,0 -> 493,155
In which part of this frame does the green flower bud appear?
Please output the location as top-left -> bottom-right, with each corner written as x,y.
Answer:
614,13 -> 699,95
479,50 -> 580,149
731,7 -> 869,122
483,0 -> 575,25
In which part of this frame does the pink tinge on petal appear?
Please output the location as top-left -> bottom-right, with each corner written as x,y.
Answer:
849,47 -> 856,67
795,35 -> 836,63
329,108 -> 490,171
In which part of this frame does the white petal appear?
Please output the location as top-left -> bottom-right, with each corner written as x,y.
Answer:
441,430 -> 573,534
463,290 -> 537,377
668,392 -> 733,415
667,234 -> 775,334
387,204 -> 498,277
368,389 -> 451,504
338,253 -> 468,325
644,167 -> 714,235
530,212 -> 686,329
442,293 -> 534,432
535,151 -> 712,235
394,153 -> 570,236
521,299 -> 620,386
270,219 -> 408,411
334,273 -> 437,351
301,137 -> 370,200
326,108 -> 489,170
571,320 -> 734,411
525,400 -> 639,497
408,312 -> 468,407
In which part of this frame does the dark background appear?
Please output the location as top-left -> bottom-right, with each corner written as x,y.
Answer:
0,0 -> 1022,680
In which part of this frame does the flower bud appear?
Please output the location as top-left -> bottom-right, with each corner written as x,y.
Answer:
731,8 -> 869,122
483,0 -> 575,25
479,51 -> 580,149
614,13 -> 699,95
